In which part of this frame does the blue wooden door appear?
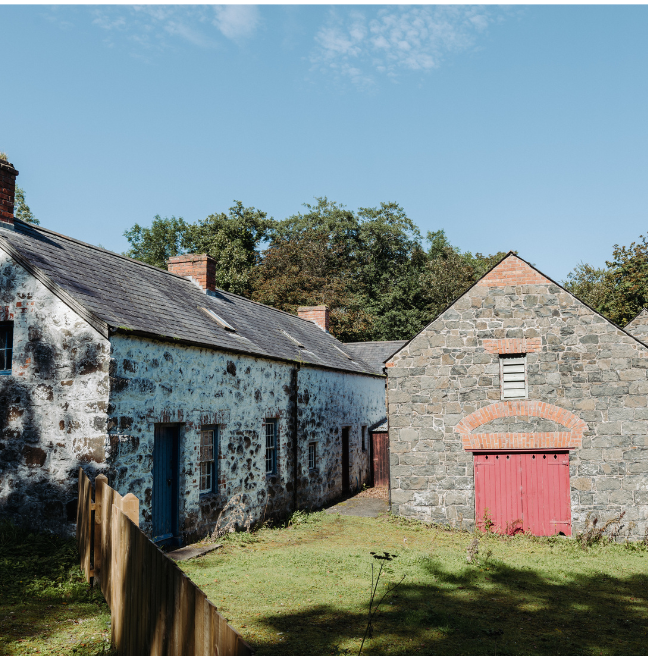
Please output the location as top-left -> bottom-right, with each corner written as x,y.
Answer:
153,425 -> 179,543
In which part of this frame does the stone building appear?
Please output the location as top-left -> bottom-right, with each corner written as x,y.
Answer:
0,159 -> 385,542
387,253 -> 648,538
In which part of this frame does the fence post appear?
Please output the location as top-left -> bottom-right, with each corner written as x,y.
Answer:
94,474 -> 107,581
122,493 -> 140,527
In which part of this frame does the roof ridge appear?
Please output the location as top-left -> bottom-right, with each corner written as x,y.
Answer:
14,218 -> 198,281
13,218 -> 369,362
14,220 -> 352,338
388,250 -> 648,360
344,340 -> 408,345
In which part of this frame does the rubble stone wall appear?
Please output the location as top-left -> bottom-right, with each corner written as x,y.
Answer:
388,257 -> 648,538
108,334 -> 384,542
0,250 -> 110,533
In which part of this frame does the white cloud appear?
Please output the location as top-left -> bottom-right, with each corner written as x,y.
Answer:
311,7 -> 497,87
89,5 -> 259,53
213,6 -> 259,41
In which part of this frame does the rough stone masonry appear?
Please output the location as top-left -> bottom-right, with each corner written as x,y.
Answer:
387,254 -> 648,539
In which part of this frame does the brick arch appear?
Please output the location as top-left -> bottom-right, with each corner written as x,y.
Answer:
455,401 -> 586,451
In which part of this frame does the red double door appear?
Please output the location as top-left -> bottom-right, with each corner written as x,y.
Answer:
474,451 -> 571,536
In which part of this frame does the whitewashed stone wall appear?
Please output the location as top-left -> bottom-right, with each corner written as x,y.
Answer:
296,366 -> 385,507
0,251 -> 110,533
388,259 -> 648,539
108,334 -> 385,541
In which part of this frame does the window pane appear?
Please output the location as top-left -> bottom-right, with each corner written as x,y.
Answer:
200,461 -> 212,492
265,420 -> 276,474
199,429 -> 216,492
0,324 -> 12,373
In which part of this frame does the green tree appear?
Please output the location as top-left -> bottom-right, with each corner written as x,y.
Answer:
601,236 -> 648,326
15,187 -> 39,225
419,236 -> 508,327
251,229 -> 374,342
123,215 -> 187,269
183,201 -> 273,297
563,263 -> 611,315
123,202 -> 272,296
563,235 -> 648,327
267,198 -> 430,341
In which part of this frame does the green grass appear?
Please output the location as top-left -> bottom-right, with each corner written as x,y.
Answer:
180,512 -> 648,656
0,521 -> 112,656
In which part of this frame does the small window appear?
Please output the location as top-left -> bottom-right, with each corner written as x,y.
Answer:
361,426 -> 367,452
199,427 -> 218,493
308,442 -> 317,470
0,322 -> 13,376
265,419 -> 277,475
500,355 -> 527,399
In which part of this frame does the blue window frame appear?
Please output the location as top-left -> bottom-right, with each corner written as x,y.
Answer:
199,426 -> 218,494
265,419 -> 277,475
0,323 -> 13,376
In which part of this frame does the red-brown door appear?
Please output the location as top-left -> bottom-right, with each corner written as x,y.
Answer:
371,432 -> 389,487
474,451 -> 571,536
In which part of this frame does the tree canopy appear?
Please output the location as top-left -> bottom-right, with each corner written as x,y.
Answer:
123,202 -> 271,296
15,187 -> 39,225
564,235 -> 648,327
123,198 -> 507,342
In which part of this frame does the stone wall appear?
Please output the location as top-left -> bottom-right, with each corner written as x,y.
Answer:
0,250 -> 110,533
108,334 -> 385,542
625,309 -> 648,344
387,256 -> 648,539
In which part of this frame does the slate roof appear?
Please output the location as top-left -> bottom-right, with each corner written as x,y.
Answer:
0,220 -> 381,377
343,340 -> 408,372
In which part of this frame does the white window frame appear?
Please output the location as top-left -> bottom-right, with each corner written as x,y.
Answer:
265,419 -> 278,475
0,322 -> 13,376
500,355 -> 528,400
308,442 -> 317,470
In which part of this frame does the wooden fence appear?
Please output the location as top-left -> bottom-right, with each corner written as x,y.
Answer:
77,468 -> 254,656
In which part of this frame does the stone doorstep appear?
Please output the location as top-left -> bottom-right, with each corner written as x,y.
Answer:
167,542 -> 223,562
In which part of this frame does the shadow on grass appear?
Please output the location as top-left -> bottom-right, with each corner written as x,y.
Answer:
0,520 -> 110,656
250,557 -> 648,656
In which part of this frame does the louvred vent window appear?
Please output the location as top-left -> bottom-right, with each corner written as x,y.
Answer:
500,355 -> 527,400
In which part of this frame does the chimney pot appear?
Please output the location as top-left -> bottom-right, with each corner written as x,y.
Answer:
298,305 -> 330,333
167,254 -> 216,292
0,158 -> 19,229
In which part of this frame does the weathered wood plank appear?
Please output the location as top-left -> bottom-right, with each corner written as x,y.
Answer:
194,587 -> 206,656
79,474 -> 254,656
93,474 -> 107,582
122,492 -> 139,527
77,469 -> 92,583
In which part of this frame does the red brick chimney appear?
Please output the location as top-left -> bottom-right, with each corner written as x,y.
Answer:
167,254 -> 216,292
0,155 -> 18,229
298,306 -> 330,332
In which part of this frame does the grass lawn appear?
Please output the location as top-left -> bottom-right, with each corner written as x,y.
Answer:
180,512 -> 648,656
0,521 -> 112,656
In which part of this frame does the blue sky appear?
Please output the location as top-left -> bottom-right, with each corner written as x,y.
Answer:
2,5 -> 648,281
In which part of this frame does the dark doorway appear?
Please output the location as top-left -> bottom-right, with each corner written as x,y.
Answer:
153,424 -> 180,544
371,431 -> 390,488
341,427 -> 350,493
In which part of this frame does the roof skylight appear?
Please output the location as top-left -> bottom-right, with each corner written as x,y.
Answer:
199,307 -> 237,332
280,329 -> 305,348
